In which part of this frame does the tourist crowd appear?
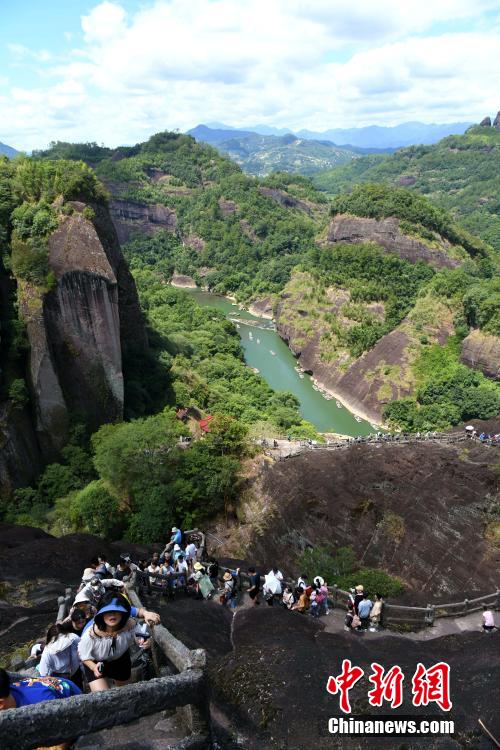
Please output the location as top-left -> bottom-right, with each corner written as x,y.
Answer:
1,524 -> 497,724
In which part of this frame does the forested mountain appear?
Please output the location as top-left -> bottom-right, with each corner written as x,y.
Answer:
313,123 -> 500,252
189,128 -> 358,176
36,132 -> 499,431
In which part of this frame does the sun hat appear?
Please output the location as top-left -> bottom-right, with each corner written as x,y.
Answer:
174,544 -> 181,550
223,572 -> 233,581
194,562 -> 204,571
355,585 -> 364,593
171,527 -> 178,532
94,594 -> 131,630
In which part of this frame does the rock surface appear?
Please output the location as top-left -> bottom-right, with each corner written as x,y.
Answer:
171,273 -> 198,288
19,211 -> 124,456
210,606 -> 500,750
258,186 -> 311,214
479,116 -> 492,127
326,214 -> 462,269
461,329 -> 500,379
494,111 -> 500,130
0,403 -> 43,498
108,198 -> 177,244
220,435 -> 500,600
275,273 -> 454,423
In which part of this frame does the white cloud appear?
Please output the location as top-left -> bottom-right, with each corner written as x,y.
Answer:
0,0 -> 499,149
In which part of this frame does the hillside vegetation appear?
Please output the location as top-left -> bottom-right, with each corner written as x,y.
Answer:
201,132 -> 357,176
313,125 -> 500,252
35,133 -> 500,433
0,151 -> 318,541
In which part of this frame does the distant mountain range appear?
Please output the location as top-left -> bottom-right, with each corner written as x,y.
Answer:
188,126 -> 366,176
201,120 -> 473,149
0,142 -> 19,158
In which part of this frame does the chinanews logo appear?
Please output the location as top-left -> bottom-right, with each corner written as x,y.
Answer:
324,660 -> 455,738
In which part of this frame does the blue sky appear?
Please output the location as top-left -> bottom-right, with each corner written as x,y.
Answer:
1,0 -> 499,150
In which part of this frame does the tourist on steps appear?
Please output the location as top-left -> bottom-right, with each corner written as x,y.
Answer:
369,594 -> 384,631
37,622 -> 83,690
78,592 -> 160,692
482,604 -> 497,632
247,566 -> 261,606
358,593 -> 373,630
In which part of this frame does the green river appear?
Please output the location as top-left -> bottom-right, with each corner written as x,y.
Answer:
186,289 -> 375,436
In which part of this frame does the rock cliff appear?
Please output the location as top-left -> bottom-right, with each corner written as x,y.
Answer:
220,432 -> 500,599
326,213 -> 462,269
275,272 -> 454,423
460,329 -> 500,380
16,202 -> 146,462
108,198 -> 177,244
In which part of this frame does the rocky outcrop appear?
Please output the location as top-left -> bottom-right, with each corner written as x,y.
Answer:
182,234 -> 206,253
108,198 -> 177,244
0,404 -> 42,498
171,272 -> 197,288
258,186 -> 311,214
248,297 -> 274,319
480,116 -> 492,127
461,329 -> 500,379
326,214 -> 462,269
218,198 -> 237,216
18,213 -> 122,456
275,273 -> 455,423
494,111 -> 500,131
236,437 -> 500,598
16,205 -> 146,461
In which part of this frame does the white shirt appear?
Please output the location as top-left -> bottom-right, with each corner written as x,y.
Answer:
78,620 -> 136,663
38,634 -> 80,677
185,543 -> 197,560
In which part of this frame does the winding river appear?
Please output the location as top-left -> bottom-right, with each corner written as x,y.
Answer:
186,289 -> 375,436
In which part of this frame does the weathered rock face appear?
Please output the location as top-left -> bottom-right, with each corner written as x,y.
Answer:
212,607 -> 500,750
480,116 -> 492,127
18,212 -> 124,457
461,329 -> 500,379
258,186 -> 311,214
227,437 -> 500,600
0,403 -> 42,498
108,198 -> 177,244
275,273 -> 454,423
15,205 -> 146,462
494,111 -> 500,130
327,214 -> 461,269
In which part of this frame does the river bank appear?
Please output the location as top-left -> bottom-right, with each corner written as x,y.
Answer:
173,283 -> 375,435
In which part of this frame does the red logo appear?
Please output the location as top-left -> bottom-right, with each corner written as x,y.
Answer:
326,659 -> 365,714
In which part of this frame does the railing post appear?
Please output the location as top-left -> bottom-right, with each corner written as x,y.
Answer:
496,589 -> 500,610
464,598 -> 469,614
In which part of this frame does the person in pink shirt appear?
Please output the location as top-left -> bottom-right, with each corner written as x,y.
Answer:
482,605 -> 497,632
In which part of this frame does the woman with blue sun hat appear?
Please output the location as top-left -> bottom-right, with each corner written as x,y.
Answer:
78,591 -> 160,692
